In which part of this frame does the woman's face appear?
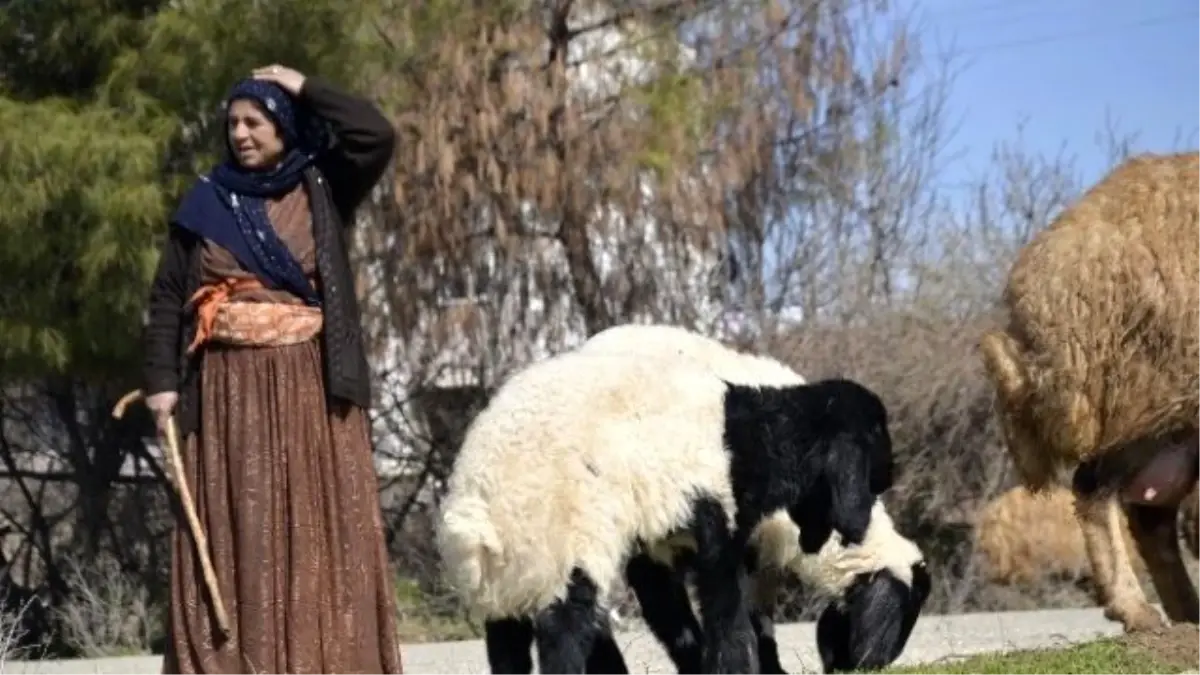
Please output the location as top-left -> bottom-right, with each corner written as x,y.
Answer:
226,98 -> 285,169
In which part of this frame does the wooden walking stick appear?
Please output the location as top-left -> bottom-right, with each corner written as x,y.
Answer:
113,388 -> 231,636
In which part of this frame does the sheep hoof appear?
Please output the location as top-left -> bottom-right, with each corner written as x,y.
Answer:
1110,603 -> 1168,634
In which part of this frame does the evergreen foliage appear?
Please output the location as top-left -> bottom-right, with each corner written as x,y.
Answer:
0,0 -> 378,380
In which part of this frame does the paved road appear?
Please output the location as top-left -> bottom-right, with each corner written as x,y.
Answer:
1,607 -> 1126,674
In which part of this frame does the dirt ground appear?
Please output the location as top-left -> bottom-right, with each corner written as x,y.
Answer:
1124,623 -> 1200,671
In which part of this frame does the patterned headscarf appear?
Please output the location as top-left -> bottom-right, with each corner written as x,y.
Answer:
219,77 -> 325,169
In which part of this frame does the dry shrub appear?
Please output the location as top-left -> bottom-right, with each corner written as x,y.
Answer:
979,151 -> 1200,489
973,484 -> 1143,587
0,609 -> 28,664
53,555 -> 160,657
0,586 -> 55,662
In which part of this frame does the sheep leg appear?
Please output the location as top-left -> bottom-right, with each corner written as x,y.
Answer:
487,588 -> 625,673
690,498 -> 759,674
622,551 -> 788,674
1124,503 -> 1200,624
1182,484 -> 1199,559
533,568 -> 607,674
749,612 -> 784,675
584,629 -> 630,674
485,616 -> 535,673
1074,491 -> 1166,632
624,553 -> 705,673
746,564 -> 789,674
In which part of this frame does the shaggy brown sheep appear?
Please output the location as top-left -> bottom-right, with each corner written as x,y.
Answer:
978,151 -> 1199,633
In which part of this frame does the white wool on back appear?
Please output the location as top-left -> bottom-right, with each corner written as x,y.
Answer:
579,324 -> 806,387
436,351 -> 738,620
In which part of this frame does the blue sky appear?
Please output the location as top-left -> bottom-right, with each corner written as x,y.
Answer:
906,0 -> 1199,189
752,0 -> 1196,306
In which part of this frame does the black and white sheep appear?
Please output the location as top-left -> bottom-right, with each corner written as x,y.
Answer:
436,346 -> 899,674
578,323 -> 930,673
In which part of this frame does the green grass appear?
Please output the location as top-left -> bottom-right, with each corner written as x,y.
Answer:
392,576 -> 481,643
874,637 -> 1188,674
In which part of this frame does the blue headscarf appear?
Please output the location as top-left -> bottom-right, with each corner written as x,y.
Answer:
171,78 -> 329,306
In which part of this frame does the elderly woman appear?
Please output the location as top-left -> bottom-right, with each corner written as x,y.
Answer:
141,64 -> 402,673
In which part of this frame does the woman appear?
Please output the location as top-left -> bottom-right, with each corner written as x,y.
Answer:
141,64 -> 402,674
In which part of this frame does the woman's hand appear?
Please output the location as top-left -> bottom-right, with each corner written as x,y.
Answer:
146,391 -> 179,438
252,64 -> 307,96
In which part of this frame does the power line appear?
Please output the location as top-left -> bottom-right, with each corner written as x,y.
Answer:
932,6 -> 1148,33
925,0 -> 1183,23
950,10 -> 1197,56
927,0 -> 1095,20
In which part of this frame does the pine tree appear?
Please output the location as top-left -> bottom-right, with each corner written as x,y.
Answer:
0,0 -> 380,381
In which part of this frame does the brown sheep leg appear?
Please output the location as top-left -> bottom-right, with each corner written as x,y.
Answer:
1125,503 -> 1200,624
1074,492 -> 1166,632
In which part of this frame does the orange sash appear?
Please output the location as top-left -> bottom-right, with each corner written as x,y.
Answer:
186,277 -> 323,354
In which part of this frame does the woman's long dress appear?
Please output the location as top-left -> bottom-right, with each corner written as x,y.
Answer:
161,184 -> 403,674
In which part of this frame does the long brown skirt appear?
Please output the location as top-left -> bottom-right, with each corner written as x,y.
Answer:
162,339 -> 403,674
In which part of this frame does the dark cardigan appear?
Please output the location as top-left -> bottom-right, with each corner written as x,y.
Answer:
141,76 -> 396,437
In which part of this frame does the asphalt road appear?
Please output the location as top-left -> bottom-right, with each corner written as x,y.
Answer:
0,607 -> 1129,674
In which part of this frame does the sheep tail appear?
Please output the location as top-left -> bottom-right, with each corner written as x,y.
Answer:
436,493 -> 503,605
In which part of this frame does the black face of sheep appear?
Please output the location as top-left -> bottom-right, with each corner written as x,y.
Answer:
762,378 -> 893,551
815,561 -> 931,673
745,378 -> 926,674
812,378 -> 895,496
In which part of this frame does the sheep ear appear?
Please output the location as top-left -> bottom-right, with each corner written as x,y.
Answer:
868,432 -> 894,495
823,433 -> 874,546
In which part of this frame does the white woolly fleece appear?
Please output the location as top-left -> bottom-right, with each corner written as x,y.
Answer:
579,323 -> 806,387
436,351 -> 741,620
751,500 -> 925,600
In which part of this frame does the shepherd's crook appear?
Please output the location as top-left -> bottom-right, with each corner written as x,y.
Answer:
113,388 -> 231,636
